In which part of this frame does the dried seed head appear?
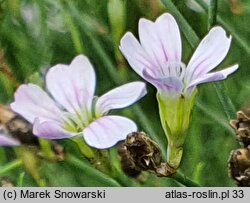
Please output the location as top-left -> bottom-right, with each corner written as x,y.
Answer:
228,147 -> 250,186
230,111 -> 250,147
124,132 -> 161,171
6,116 -> 37,145
118,143 -> 141,178
0,105 -> 37,145
119,132 -> 176,177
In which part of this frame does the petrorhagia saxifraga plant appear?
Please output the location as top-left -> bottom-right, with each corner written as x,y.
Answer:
120,13 -> 239,170
11,55 -> 147,149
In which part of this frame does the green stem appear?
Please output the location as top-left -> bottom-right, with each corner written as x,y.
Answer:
160,0 -> 199,48
167,143 -> 183,169
208,0 -> 217,29
38,138 -> 56,161
71,137 -> 95,159
208,0 -> 236,120
65,154 -> 121,187
17,172 -> 25,187
61,0 -> 84,54
195,100 -> 234,135
213,83 -> 236,120
0,159 -> 22,175
196,0 -> 250,56
172,171 -> 200,187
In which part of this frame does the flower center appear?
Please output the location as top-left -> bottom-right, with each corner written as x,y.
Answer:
61,108 -> 93,134
160,61 -> 186,80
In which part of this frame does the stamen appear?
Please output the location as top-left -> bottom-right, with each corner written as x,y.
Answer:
160,61 -> 186,80
61,113 -> 84,133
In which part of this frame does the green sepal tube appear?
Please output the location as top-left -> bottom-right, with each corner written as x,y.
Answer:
157,90 -> 197,169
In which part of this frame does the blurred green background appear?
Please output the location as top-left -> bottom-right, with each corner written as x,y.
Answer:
0,0 -> 248,186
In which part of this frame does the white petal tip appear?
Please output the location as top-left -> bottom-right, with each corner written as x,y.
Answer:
83,116 -> 137,149
120,32 -> 135,45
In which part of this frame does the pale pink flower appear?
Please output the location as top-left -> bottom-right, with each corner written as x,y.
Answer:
11,55 -> 147,149
120,13 -> 238,98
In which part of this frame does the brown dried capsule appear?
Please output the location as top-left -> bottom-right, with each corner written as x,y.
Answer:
230,111 -> 250,147
228,147 -> 250,186
0,105 -> 38,145
119,132 -> 176,177
124,132 -> 161,172
118,143 -> 141,178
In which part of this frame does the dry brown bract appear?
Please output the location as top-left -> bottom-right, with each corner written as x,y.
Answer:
119,132 -> 176,177
230,111 -> 250,147
229,110 -> 250,186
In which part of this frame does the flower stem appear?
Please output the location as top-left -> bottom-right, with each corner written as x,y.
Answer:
17,172 -> 25,187
71,137 -> 95,159
208,0 -> 217,30
213,83 -> 236,120
172,171 -> 200,187
160,0 -> 199,48
65,154 -> 122,187
208,0 -> 236,120
195,100 -> 234,135
15,147 -> 46,187
0,159 -> 22,175
167,143 -> 183,169
61,0 -> 84,54
38,138 -> 56,161
196,0 -> 250,56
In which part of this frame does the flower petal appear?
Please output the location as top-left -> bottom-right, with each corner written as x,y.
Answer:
33,118 -> 77,139
156,13 -> 182,62
186,64 -> 238,91
139,13 -> 181,65
11,84 -> 62,123
142,69 -> 182,97
119,32 -> 156,79
46,55 -> 95,115
186,26 -> 232,83
139,18 -> 165,67
95,82 -> 147,116
0,134 -> 20,146
83,116 -> 137,149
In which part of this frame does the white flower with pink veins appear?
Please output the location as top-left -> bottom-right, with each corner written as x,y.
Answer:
120,13 -> 238,99
11,55 -> 147,149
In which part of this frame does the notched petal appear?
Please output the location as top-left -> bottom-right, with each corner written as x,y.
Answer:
46,54 -> 95,114
11,84 -> 62,123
